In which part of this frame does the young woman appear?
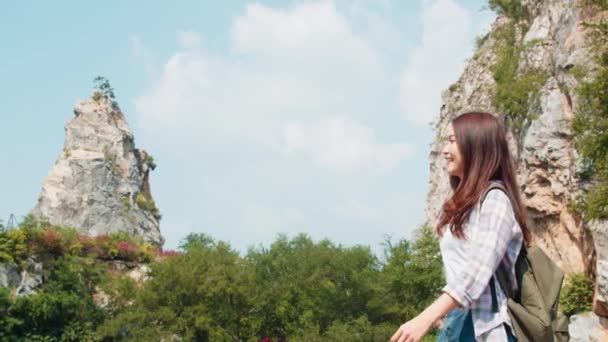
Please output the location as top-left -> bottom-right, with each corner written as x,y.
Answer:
391,112 -> 530,341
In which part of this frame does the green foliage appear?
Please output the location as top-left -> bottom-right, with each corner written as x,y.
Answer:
100,275 -> 139,316
488,0 -> 525,21
571,11 -> 608,220
244,234 -> 378,338
91,91 -> 103,102
4,256 -> 106,341
96,229 -> 444,340
367,227 -> 444,323
560,273 -> 594,316
179,232 -> 216,252
582,0 -> 608,10
98,237 -> 255,341
568,64 -> 588,82
135,193 -> 162,221
121,197 -> 131,210
93,76 -> 119,109
0,288 -> 21,340
146,154 -> 157,171
0,217 -> 158,265
475,32 -> 490,50
0,229 -> 27,263
291,316 -> 396,342
1,220 -> 445,341
490,24 -> 548,139
102,146 -> 122,176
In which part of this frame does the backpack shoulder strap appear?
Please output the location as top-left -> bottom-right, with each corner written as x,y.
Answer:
479,181 -> 508,204
479,181 -> 520,311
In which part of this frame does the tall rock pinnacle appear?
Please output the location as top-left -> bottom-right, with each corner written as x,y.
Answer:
32,89 -> 164,246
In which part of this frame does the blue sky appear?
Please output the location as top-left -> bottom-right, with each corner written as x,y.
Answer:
1,0 -> 494,255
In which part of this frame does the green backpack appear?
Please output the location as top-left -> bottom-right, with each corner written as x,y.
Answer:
481,183 -> 570,342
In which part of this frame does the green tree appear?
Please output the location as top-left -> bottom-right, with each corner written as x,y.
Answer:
98,237 -> 256,341
7,256 -> 106,341
245,234 -> 378,339
93,76 -> 119,110
367,227 -> 443,326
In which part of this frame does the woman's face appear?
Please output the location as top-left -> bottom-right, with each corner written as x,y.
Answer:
442,123 -> 464,178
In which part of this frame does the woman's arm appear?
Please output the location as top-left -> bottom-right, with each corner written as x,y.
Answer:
390,293 -> 460,342
391,190 -> 515,342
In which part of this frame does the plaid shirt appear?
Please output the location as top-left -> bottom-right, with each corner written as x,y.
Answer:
440,187 -> 523,341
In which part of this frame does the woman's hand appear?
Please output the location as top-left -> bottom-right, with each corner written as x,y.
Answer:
390,293 -> 460,342
390,315 -> 433,342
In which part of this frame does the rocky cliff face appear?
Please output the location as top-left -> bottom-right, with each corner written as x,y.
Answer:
32,94 -> 164,246
425,0 -> 606,316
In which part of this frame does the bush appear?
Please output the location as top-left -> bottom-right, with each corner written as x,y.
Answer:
0,229 -> 27,263
93,76 -> 119,110
488,0 -> 525,21
5,256 -> 106,340
138,242 -> 155,262
0,216 -> 156,264
135,193 -> 162,221
155,248 -> 181,258
40,230 -> 64,255
569,3 -> 608,220
146,154 -> 156,171
116,241 -> 140,262
490,24 -> 549,140
100,275 -> 139,316
560,273 -> 594,316
572,52 -> 608,219
91,90 -> 103,102
0,287 -> 21,339
583,0 -> 608,10
90,235 -> 115,260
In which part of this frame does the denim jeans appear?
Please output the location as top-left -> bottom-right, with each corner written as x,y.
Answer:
437,308 -> 517,341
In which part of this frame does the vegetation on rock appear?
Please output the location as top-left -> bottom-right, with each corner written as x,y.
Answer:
488,17 -> 548,141
571,1 -> 608,220
560,273 -> 595,316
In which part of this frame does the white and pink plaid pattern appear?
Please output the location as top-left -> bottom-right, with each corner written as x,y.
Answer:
441,187 -> 523,341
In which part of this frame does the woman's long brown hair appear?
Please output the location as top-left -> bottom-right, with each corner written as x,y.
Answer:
436,112 -> 531,243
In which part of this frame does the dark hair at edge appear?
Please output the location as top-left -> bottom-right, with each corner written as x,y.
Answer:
436,112 -> 531,244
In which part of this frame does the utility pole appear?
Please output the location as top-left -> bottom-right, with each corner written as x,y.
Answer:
7,213 -> 17,229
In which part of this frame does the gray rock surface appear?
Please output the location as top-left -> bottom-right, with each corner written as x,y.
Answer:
1,258 -> 44,296
590,220 -> 608,315
569,312 -> 608,342
32,95 -> 164,246
0,263 -> 20,288
16,258 -> 43,296
425,0 -> 605,318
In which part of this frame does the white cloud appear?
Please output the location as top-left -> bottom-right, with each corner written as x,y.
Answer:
134,1 -> 402,170
232,2 -> 377,67
131,1 -> 488,252
399,0 -> 473,124
282,116 -> 414,172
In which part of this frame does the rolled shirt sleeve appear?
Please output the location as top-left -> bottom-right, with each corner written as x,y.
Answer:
442,189 -> 515,308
